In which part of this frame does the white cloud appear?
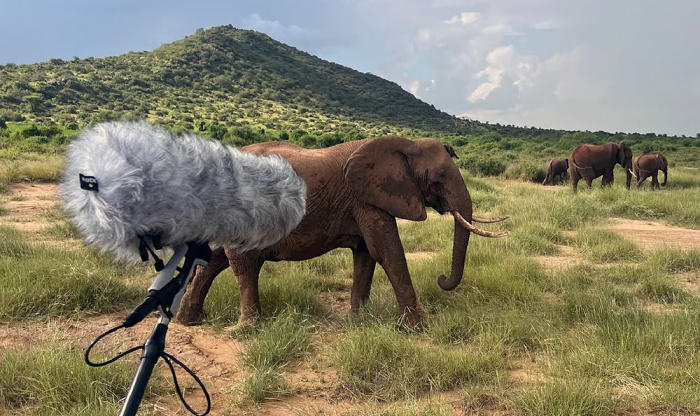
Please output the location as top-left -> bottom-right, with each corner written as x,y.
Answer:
240,13 -> 315,42
445,12 -> 482,25
409,80 -> 420,95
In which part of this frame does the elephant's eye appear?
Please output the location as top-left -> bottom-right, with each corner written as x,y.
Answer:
436,168 -> 447,179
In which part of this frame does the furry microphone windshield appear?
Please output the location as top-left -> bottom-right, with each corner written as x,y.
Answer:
60,121 -> 306,263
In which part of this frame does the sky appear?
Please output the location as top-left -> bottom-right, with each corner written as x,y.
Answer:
1,0 -> 698,136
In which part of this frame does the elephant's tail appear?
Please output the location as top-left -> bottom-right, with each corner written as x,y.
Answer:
542,166 -> 551,185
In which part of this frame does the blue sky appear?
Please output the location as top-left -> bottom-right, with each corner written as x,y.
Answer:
2,0 -> 698,136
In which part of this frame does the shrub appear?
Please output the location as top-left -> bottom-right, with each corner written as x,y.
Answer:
504,161 -> 547,183
457,155 -> 506,177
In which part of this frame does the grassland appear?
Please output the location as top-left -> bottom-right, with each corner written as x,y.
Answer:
1,164 -> 699,415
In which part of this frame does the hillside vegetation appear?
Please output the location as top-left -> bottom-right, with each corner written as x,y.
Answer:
0,25 -> 698,178
0,25 -> 479,141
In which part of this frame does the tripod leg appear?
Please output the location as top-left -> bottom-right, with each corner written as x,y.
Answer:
119,321 -> 169,416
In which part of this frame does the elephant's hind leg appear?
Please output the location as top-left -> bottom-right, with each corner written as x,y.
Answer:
636,174 -> 648,188
571,171 -> 581,193
350,244 -> 376,311
178,247 -> 231,325
226,248 -> 265,326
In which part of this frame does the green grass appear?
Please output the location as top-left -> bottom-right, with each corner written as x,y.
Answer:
238,309 -> 315,403
572,227 -> 643,263
0,156 -> 64,183
330,325 -> 506,400
0,226 -> 146,321
512,379 -> 615,416
0,341 -> 138,415
2,158 -> 700,414
348,403 -> 453,416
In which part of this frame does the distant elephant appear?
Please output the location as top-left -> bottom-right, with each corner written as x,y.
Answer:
569,142 -> 634,193
178,137 -> 507,329
542,158 -> 569,185
633,153 -> 668,189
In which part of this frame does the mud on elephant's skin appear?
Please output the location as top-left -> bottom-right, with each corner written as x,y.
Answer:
178,137 -> 508,330
634,153 -> 668,189
542,158 -> 569,185
569,142 -> 634,193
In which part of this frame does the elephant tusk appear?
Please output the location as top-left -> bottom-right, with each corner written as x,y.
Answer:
472,215 -> 510,223
628,168 -> 637,178
451,211 -> 509,238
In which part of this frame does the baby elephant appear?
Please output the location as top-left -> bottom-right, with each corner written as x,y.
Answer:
542,158 -> 569,185
633,153 -> 668,189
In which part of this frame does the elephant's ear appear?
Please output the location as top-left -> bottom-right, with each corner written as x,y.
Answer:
344,137 -> 427,221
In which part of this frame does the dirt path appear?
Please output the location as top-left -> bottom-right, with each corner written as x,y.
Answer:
608,218 -> 700,251
0,183 -> 58,232
536,218 -> 700,272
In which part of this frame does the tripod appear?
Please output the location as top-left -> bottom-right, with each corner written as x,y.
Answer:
85,241 -> 213,416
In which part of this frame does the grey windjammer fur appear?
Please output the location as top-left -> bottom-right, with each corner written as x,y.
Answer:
60,121 -> 306,263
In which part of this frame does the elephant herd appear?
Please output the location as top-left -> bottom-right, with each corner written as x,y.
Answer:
542,142 -> 668,192
177,138 -> 669,330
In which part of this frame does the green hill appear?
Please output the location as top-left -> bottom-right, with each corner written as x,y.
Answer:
0,25 -> 484,140
0,25 -> 698,182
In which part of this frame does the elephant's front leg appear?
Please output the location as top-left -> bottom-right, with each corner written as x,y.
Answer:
225,248 -> 265,326
177,247 -> 230,325
651,174 -> 660,190
601,170 -> 614,187
350,245 -> 376,311
356,209 -> 425,329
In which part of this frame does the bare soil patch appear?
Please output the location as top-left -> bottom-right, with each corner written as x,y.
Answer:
0,312 -> 244,414
406,251 -> 437,262
678,271 -> 700,295
1,183 -> 58,233
536,245 -> 583,272
608,218 -> 700,251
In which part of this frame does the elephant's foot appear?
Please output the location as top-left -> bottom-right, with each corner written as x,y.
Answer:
176,301 -> 206,326
225,313 -> 260,336
399,306 -> 427,331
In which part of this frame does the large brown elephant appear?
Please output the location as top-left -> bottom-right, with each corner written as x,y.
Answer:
178,137 -> 507,329
569,142 -> 634,193
633,153 -> 668,189
542,158 -> 569,185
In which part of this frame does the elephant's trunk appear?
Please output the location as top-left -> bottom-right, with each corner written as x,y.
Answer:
662,169 -> 668,186
438,211 -> 471,291
436,183 -> 472,291
437,211 -> 509,291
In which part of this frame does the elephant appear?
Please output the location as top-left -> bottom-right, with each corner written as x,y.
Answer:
177,137 -> 508,329
542,158 -> 569,185
443,144 -> 459,159
569,142 -> 634,193
633,153 -> 668,189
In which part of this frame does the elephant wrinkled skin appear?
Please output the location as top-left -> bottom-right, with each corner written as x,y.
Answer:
542,158 -> 569,185
634,153 -> 668,189
178,137 -> 507,329
570,142 -> 633,193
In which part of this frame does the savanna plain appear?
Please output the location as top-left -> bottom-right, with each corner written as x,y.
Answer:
1,154 -> 700,416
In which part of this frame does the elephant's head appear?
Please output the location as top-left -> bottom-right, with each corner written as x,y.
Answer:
344,136 -> 501,292
657,154 -> 668,186
617,142 -> 634,188
617,142 -> 633,170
